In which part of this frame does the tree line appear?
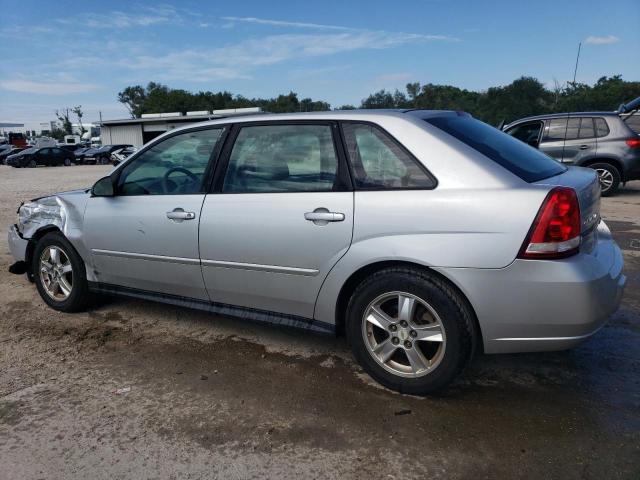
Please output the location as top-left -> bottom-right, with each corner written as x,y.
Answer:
118,75 -> 640,126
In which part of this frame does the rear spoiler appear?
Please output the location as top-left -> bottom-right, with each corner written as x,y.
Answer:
617,96 -> 640,114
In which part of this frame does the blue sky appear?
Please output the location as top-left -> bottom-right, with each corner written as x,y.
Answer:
0,0 -> 638,126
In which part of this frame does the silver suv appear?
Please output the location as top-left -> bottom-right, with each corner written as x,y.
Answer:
8,111 -> 626,394
504,109 -> 640,196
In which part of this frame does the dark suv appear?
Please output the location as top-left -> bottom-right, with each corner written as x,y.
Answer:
504,110 -> 640,196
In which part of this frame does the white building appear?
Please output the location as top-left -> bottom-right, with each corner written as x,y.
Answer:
100,108 -> 262,148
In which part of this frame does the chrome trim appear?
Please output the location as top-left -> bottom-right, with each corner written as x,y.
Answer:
494,330 -> 601,342
201,259 -> 319,276
92,249 -> 201,265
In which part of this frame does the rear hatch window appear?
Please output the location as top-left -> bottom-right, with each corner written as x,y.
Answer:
425,115 -> 566,182
623,113 -> 640,135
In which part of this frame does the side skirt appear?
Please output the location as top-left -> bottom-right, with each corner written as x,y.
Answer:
88,282 -> 335,335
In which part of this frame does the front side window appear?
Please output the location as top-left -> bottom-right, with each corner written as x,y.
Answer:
543,118 -> 569,142
117,128 -> 223,195
342,123 -> 435,189
505,121 -> 543,147
223,124 -> 338,193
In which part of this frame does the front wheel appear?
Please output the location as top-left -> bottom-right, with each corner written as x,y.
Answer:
64,157 -> 72,166
591,162 -> 621,196
27,159 -> 37,168
346,268 -> 475,394
32,232 -> 92,312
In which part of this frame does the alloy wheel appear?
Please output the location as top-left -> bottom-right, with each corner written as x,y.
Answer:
596,168 -> 614,192
39,246 -> 73,301
362,291 -> 446,378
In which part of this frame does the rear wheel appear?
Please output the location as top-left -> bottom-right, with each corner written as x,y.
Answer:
346,268 -> 475,394
33,232 -> 92,312
99,155 -> 109,165
64,157 -> 72,166
590,162 -> 620,196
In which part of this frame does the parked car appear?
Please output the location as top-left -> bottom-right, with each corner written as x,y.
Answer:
6,146 -> 75,168
74,146 -> 93,163
0,146 -> 30,164
503,109 -> 640,196
110,146 -> 137,166
83,144 -> 132,165
8,111 -> 625,394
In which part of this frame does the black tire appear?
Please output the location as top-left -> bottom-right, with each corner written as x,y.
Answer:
64,157 -> 72,166
590,162 -> 621,197
32,232 -> 92,312
27,159 -> 36,168
346,267 -> 475,395
99,155 -> 109,165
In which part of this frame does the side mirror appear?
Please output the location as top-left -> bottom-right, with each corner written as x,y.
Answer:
91,176 -> 115,197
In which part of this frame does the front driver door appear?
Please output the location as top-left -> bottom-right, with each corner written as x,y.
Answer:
84,126 -> 225,300
199,122 -> 353,319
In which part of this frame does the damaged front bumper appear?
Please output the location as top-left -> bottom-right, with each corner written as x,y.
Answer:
8,224 -> 28,263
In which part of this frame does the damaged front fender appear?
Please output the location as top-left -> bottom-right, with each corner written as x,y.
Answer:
14,189 -> 95,280
18,189 -> 89,240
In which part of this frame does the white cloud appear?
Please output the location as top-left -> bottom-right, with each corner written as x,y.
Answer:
58,4 -> 181,29
0,79 -> 100,95
118,30 -> 456,82
585,35 -> 620,45
221,16 -> 459,42
221,16 -> 353,31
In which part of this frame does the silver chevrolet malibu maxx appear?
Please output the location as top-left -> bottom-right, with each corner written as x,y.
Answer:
8,110 -> 626,394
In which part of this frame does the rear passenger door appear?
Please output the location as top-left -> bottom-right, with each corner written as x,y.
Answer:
199,122 -> 353,319
560,117 -> 597,165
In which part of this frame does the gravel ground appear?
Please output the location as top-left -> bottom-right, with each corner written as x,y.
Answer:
1,165 -> 639,479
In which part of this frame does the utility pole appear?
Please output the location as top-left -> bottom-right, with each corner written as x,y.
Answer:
572,42 -> 581,85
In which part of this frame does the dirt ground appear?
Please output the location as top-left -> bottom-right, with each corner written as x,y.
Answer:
1,165 -> 638,480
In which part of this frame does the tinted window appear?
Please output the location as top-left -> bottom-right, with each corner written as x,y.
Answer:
118,128 -> 223,195
505,121 -> 542,146
426,116 -> 566,182
544,118 -> 569,142
223,124 -> 338,193
623,114 -> 640,135
578,117 -> 595,139
564,118 -> 580,140
342,123 -> 434,189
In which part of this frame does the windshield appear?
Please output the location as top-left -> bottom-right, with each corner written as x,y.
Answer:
425,115 -> 566,182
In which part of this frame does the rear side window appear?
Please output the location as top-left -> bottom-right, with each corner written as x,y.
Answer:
426,116 -> 566,182
578,118 -> 595,139
341,123 -> 435,189
222,124 -> 338,193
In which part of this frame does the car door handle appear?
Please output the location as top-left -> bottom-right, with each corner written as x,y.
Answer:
166,208 -> 196,222
304,209 -> 345,223
579,144 -> 591,150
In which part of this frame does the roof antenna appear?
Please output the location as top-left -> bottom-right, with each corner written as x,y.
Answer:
572,42 -> 581,85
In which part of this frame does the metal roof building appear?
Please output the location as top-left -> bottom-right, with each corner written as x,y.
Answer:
100,107 -> 262,147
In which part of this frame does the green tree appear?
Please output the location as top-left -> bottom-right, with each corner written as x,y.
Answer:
55,108 -> 73,135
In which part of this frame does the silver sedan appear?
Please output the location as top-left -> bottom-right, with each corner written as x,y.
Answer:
8,110 -> 626,394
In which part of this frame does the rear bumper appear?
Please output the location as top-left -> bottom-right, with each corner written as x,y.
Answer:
8,224 -> 28,263
436,221 -> 626,354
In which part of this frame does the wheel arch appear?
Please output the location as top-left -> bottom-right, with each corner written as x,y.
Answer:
580,157 -> 625,178
333,260 -> 483,352
24,225 -> 63,281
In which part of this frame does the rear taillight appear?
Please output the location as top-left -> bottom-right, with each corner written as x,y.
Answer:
625,137 -> 640,148
518,187 -> 581,259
